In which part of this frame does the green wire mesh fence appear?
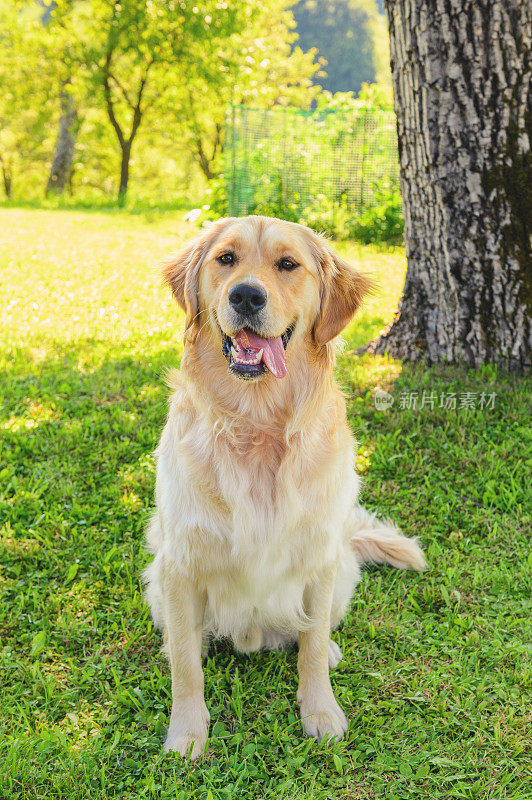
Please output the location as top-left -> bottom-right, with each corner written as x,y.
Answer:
224,104 -> 400,237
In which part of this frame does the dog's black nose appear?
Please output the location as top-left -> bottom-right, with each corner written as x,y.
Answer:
228,283 -> 267,315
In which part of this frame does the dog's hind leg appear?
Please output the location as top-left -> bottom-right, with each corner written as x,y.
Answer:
327,638 -> 343,668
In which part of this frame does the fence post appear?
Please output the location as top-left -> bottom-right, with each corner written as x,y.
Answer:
359,106 -> 368,210
281,109 -> 288,208
230,104 -> 237,215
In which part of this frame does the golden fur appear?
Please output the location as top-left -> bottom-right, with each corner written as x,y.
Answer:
144,216 -> 425,758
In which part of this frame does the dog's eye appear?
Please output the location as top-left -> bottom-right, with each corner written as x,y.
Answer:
278,258 -> 298,271
218,252 -> 235,265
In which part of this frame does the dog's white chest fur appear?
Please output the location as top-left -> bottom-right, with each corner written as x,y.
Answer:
145,390 -> 359,644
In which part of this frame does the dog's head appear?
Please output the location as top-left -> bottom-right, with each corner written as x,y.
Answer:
163,216 -> 371,382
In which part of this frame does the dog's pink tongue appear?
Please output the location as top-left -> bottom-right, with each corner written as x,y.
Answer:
234,330 -> 287,378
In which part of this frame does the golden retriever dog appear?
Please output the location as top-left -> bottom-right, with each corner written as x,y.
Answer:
144,215 -> 425,758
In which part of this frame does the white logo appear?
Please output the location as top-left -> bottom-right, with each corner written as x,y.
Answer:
374,388 -> 394,411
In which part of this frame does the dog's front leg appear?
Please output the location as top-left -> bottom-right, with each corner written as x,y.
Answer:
161,558 -> 209,759
297,564 -> 348,743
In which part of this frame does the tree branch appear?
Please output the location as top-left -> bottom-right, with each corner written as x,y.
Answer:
186,90 -> 216,179
103,48 -> 125,149
210,122 -> 223,163
128,57 -> 154,144
108,73 -> 136,110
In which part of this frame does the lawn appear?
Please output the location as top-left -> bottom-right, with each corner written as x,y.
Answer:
0,207 -> 530,800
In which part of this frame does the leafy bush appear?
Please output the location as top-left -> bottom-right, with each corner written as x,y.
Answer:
225,174 -> 403,245
349,182 -> 404,245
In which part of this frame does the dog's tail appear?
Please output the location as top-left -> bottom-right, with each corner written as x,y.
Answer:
350,507 -> 426,571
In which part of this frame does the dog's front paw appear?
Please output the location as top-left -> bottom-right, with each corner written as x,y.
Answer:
298,690 -> 348,743
164,699 -> 210,759
164,731 -> 207,759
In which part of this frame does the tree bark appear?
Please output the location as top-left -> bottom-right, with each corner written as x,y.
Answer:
372,0 -> 531,372
0,153 -> 12,198
118,141 -> 131,203
46,81 -> 79,195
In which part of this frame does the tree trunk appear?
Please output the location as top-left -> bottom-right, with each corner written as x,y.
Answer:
118,141 -> 131,205
373,0 -> 531,372
102,48 -> 151,206
196,150 -> 215,181
0,154 -> 12,198
3,168 -> 11,198
46,81 -> 79,195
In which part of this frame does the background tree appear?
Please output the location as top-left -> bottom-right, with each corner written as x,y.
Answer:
293,0 -> 385,94
166,2 -> 320,182
43,1 -> 82,195
45,0 -> 248,202
0,3 -> 57,198
89,0 -> 208,203
51,0 -> 312,202
46,78 -> 80,194
371,0 -> 531,372
2,0 -> 391,208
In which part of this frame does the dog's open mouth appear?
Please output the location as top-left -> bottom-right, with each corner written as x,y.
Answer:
222,327 -> 293,380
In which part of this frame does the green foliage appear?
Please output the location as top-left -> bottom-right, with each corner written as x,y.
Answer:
0,0 -> 320,201
350,180 -> 403,244
1,0 -> 397,245
53,0 -> 284,200
294,0 -> 391,94
1,208 -> 530,799
166,3 -> 322,182
206,175 -> 230,217
226,93 -> 400,242
236,179 -> 403,244
0,4 -> 59,197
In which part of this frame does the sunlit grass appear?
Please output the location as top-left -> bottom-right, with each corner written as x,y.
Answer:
1,208 -> 529,800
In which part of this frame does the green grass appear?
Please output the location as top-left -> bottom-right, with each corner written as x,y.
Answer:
1,208 -> 530,800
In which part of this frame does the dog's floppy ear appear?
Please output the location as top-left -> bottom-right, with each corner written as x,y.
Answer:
162,218 -> 234,340
312,238 -> 372,346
